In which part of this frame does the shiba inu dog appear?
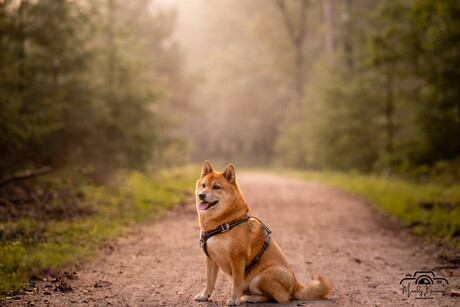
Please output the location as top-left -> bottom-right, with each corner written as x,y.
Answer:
194,161 -> 332,305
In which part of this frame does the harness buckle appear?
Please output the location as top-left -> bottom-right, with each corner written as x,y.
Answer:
264,234 -> 271,246
200,231 -> 208,248
220,223 -> 230,232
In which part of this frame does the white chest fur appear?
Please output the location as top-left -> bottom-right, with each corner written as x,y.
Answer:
206,235 -> 233,274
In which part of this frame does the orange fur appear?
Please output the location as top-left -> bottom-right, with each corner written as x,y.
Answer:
194,161 -> 332,306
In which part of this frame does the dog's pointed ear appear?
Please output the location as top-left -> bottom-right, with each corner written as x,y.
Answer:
201,160 -> 214,178
223,164 -> 236,183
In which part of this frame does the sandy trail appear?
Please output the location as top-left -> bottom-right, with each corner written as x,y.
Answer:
4,173 -> 459,306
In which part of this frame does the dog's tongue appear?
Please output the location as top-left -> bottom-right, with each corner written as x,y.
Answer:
198,201 -> 208,210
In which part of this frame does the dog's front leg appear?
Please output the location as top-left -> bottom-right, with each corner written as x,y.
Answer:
227,258 -> 245,306
194,256 -> 218,301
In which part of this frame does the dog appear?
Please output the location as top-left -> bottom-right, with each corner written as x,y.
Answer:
194,161 -> 332,305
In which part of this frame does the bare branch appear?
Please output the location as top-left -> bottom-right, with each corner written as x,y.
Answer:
297,0 -> 308,47
275,0 -> 308,48
275,0 -> 297,46
0,166 -> 53,188
274,0 -> 309,105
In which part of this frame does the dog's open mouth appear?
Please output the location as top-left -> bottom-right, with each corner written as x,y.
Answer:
198,200 -> 219,210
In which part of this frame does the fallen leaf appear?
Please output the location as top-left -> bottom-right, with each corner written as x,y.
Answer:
55,280 -> 72,292
94,280 -> 112,288
63,271 -> 78,280
450,289 -> 460,297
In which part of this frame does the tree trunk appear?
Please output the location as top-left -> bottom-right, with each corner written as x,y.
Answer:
275,0 -> 308,109
17,0 -> 27,93
385,72 -> 395,155
323,0 -> 334,64
294,40 -> 304,107
107,0 -> 116,99
343,0 -> 354,72
456,47 -> 460,154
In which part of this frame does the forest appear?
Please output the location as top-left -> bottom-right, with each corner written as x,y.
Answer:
0,0 -> 460,298
0,0 -> 191,181
1,0 -> 459,179
178,0 -> 460,178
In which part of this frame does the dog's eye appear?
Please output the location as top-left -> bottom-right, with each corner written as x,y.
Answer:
212,185 -> 221,190
201,183 -> 205,188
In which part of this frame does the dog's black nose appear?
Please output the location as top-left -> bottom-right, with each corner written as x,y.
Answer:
199,193 -> 206,200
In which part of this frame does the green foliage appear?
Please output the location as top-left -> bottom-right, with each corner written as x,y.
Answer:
0,0 -> 190,177
245,0 -> 460,173
313,71 -> 384,171
281,169 -> 460,248
408,1 -> 460,163
275,107 -> 310,168
368,0 -> 460,167
0,0 -> 86,170
0,166 -> 198,295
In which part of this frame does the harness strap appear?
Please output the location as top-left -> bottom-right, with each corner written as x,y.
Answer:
200,216 -> 250,258
250,216 -> 272,235
199,216 -> 272,272
245,230 -> 270,271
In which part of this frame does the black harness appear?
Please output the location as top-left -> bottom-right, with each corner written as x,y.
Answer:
199,216 -> 272,272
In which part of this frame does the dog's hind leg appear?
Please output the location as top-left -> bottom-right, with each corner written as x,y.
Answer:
259,280 -> 290,303
250,268 -> 293,303
242,295 -> 270,303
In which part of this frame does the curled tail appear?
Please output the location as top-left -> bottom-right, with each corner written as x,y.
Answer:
293,274 -> 332,300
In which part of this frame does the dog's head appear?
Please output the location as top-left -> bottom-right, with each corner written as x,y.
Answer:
196,160 -> 248,221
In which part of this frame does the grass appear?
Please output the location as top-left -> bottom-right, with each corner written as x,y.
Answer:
277,170 -> 460,249
0,165 -> 199,296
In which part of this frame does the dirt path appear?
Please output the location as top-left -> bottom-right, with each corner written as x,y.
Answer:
4,173 -> 459,306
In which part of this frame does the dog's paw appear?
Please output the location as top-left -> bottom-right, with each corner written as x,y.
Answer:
245,297 -> 257,303
242,295 -> 269,303
194,293 -> 210,301
226,298 -> 241,306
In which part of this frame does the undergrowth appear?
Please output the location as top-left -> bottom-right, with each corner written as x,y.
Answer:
278,170 -> 460,249
0,166 -> 198,295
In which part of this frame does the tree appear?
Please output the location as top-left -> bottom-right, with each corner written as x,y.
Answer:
369,0 -> 460,166
323,0 -> 335,64
0,0 -> 189,178
0,0 -> 90,173
274,0 -> 308,107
